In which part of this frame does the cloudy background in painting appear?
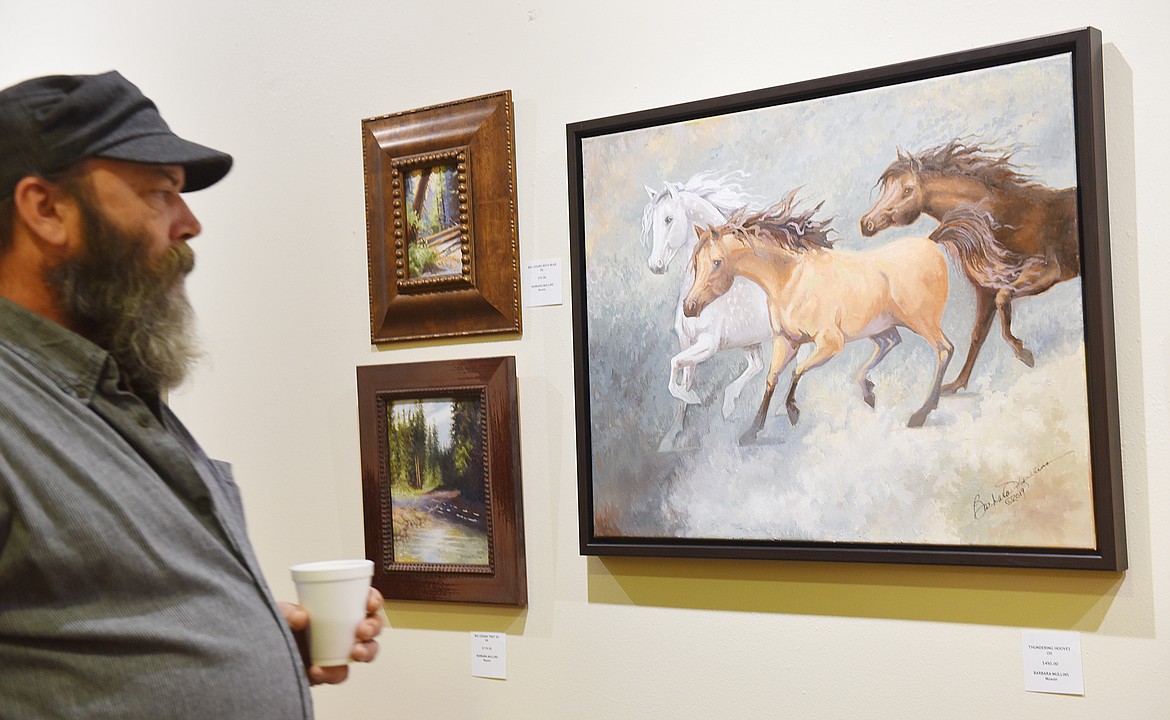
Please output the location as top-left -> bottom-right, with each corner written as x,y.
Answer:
578,54 -> 1098,548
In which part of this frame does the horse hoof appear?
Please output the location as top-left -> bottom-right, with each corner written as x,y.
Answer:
907,412 -> 928,428
738,432 -> 759,446
786,406 -> 800,425
941,381 -> 965,396
862,380 -> 875,407
1017,348 -> 1035,367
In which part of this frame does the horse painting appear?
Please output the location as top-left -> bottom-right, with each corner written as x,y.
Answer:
684,191 -> 954,445
859,140 -> 1079,393
640,172 -> 772,450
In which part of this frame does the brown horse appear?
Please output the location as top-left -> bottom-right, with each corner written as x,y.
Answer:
859,140 -> 1078,394
684,192 -> 953,445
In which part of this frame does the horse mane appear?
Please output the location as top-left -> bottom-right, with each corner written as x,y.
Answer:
720,189 -> 836,253
680,170 -> 754,217
880,139 -> 1044,192
639,170 -> 754,248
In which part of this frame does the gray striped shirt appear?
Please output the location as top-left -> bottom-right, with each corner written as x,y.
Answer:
0,298 -> 313,719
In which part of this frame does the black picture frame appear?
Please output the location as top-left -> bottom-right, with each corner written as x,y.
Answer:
567,28 -> 1125,570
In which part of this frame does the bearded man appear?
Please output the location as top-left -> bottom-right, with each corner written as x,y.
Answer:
0,72 -> 381,719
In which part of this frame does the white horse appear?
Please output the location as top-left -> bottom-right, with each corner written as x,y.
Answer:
640,172 -> 772,450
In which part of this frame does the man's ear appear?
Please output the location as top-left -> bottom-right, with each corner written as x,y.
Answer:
10,175 -> 75,251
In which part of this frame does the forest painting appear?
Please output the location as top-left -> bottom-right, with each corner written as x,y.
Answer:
386,396 -> 488,566
362,92 -> 522,343
358,357 -> 527,604
403,162 -> 464,278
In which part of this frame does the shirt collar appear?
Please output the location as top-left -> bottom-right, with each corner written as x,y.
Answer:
0,296 -> 112,401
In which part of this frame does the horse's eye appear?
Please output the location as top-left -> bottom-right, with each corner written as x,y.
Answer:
664,215 -> 673,224
713,259 -> 722,269
903,187 -> 913,195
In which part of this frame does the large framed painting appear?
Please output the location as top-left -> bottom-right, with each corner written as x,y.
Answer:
362,91 -> 522,344
567,28 -> 1125,570
357,357 -> 527,605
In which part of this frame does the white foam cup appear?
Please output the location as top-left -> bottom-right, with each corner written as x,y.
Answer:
290,559 -> 375,667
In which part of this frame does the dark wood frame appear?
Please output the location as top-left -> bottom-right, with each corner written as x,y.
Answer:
357,357 -> 527,605
567,28 -> 1125,570
362,91 -> 522,344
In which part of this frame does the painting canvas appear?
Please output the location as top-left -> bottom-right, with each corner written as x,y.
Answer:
402,162 -> 464,279
568,29 -> 1125,569
386,396 -> 488,565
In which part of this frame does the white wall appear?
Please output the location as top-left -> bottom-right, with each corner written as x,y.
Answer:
2,1 -> 1167,717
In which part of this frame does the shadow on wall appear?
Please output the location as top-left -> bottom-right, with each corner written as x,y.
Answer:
587,555 -> 1125,631
383,601 -> 528,634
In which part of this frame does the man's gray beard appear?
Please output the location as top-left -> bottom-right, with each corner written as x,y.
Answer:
44,191 -> 200,394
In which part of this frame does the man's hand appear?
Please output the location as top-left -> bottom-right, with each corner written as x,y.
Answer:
279,587 -> 385,685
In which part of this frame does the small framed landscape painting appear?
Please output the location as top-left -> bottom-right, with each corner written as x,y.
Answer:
357,357 -> 526,605
362,91 -> 522,344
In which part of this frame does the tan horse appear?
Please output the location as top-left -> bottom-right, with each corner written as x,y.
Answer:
684,192 -> 954,445
860,140 -> 1078,393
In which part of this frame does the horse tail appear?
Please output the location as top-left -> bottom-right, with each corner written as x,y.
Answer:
929,205 -> 1023,290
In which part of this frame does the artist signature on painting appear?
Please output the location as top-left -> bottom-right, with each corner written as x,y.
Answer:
972,451 -> 1074,520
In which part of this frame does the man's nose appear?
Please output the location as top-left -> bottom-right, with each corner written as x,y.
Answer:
173,197 -> 202,242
